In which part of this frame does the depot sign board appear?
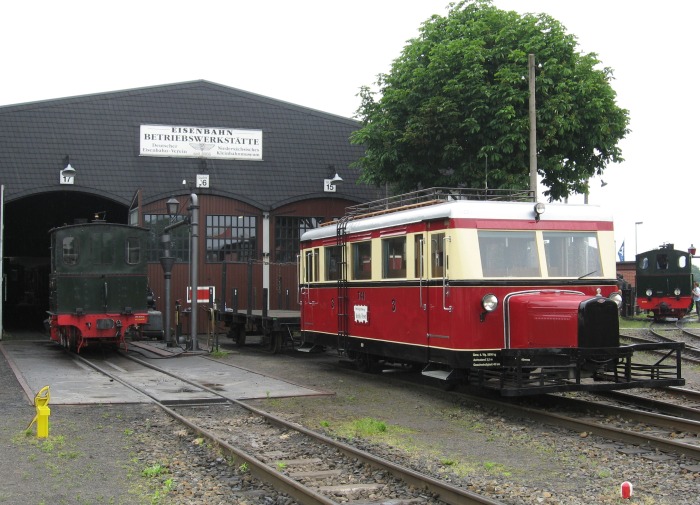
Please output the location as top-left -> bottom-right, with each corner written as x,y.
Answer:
140,124 -> 263,160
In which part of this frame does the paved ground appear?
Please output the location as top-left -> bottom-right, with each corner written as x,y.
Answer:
0,333 -> 329,405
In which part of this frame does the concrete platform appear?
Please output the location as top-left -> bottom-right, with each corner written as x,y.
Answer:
1,337 -> 328,405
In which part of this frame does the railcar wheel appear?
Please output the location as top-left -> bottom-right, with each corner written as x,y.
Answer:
355,353 -> 380,373
268,332 -> 282,354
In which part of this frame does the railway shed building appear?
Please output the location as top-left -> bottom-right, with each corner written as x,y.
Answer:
0,80 -> 381,334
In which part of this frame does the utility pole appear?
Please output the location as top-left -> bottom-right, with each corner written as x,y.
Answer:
0,184 -> 4,341
528,54 -> 538,201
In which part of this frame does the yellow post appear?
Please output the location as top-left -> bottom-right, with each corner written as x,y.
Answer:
36,405 -> 50,438
27,385 -> 51,439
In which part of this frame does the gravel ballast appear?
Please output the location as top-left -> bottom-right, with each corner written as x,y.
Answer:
1,334 -> 698,505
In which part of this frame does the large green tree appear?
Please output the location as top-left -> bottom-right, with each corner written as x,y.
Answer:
351,0 -> 629,200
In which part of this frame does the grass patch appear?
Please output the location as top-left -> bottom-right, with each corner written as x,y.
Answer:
331,417 -> 416,448
142,463 -> 168,478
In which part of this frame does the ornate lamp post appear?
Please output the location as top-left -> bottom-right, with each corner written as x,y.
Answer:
161,194 -> 200,351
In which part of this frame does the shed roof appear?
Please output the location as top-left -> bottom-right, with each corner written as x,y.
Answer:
0,80 -> 381,210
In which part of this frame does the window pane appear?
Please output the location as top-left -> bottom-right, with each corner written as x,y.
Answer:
305,250 -> 314,282
383,237 -> 406,278
326,246 -> 342,281
63,236 -> 78,265
479,231 -> 540,277
275,216 -> 322,262
126,237 -> 141,265
431,233 -> 445,278
205,215 -> 257,262
655,252 -> 669,270
543,232 -> 601,277
414,235 -> 424,279
144,214 -> 189,263
352,242 -> 372,280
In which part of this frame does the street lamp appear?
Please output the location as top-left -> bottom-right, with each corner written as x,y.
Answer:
160,193 -> 200,351
635,222 -> 643,257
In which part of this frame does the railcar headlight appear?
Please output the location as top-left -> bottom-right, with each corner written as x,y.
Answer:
482,294 -> 499,312
609,292 -> 623,307
674,288 -> 681,296
646,289 -> 653,297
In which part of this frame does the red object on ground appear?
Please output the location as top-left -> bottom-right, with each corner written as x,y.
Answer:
620,481 -> 633,499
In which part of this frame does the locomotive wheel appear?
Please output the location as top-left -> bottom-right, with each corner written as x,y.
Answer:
235,326 -> 246,347
68,327 -> 78,353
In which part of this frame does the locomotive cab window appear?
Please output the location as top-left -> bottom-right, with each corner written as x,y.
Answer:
62,236 -> 79,265
352,241 -> 372,280
478,231 -> 539,277
126,237 -> 142,265
543,232 -> 601,278
383,237 -> 406,279
656,253 -> 669,270
678,255 -> 688,269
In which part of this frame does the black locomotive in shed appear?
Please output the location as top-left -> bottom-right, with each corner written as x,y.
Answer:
46,220 -> 161,352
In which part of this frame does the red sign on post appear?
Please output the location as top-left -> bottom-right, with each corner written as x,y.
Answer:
186,286 -> 215,304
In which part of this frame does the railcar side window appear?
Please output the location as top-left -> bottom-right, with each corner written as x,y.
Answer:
543,232 -> 601,278
326,246 -> 342,281
62,236 -> 79,265
126,237 -> 141,265
478,231 -> 540,277
431,233 -> 446,278
304,249 -> 319,283
414,235 -> 424,278
352,241 -> 372,280
383,237 -> 406,279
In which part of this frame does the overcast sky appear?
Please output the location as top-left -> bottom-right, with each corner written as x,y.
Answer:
2,1 -> 697,261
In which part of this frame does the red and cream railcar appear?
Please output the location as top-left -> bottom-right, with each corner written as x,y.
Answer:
299,188 -> 684,395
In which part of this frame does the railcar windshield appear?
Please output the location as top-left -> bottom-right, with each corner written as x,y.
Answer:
479,231 -> 540,277
478,230 -> 602,278
543,231 -> 601,278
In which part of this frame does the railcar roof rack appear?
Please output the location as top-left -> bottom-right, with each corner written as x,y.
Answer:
345,187 -> 535,219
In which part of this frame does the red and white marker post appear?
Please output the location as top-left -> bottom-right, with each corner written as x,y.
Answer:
620,481 -> 633,499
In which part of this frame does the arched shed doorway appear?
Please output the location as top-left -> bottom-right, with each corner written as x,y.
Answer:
2,191 -> 127,330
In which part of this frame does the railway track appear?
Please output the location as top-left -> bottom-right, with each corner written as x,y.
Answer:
621,325 -> 700,365
439,390 -> 700,464
69,349 -> 505,505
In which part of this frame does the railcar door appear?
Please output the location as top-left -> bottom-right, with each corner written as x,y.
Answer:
299,248 -> 318,331
426,230 -> 453,359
